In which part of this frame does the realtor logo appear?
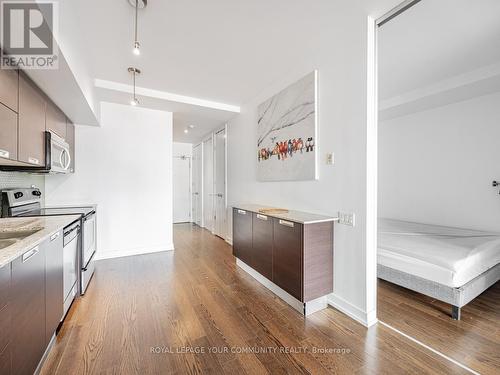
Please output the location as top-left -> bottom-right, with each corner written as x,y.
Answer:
1,1 -> 58,69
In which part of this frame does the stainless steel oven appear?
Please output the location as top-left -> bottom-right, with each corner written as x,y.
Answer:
81,211 -> 96,294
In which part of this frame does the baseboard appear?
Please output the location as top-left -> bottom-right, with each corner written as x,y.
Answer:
327,294 -> 378,327
225,237 -> 233,245
95,244 -> 175,261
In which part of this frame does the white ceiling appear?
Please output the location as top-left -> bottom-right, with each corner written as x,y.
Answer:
379,0 -> 500,102
59,0 -> 325,142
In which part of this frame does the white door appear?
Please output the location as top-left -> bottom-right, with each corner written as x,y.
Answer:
192,144 -> 203,226
214,128 -> 226,238
203,137 -> 214,232
173,156 -> 191,223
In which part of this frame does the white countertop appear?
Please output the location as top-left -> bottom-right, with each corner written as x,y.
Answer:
0,215 -> 81,268
233,204 -> 338,224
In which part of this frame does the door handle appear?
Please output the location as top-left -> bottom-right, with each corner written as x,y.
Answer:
22,246 -> 39,263
63,148 -> 72,170
237,209 -> 246,215
256,214 -> 268,221
279,219 -> 294,228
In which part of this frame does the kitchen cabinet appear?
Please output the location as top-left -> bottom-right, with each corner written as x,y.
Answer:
46,101 -> 66,139
0,104 -> 18,162
232,208 -> 253,267
273,218 -> 303,300
18,73 -> 46,166
66,119 -> 75,173
252,213 -> 273,281
0,264 -> 11,375
45,230 -> 64,345
11,244 -> 46,375
232,206 -> 334,307
0,68 -> 19,112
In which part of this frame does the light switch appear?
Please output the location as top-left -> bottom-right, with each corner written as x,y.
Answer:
326,152 -> 334,165
338,212 -> 355,226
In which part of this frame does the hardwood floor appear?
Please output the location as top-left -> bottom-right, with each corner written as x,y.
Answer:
378,279 -> 500,375
41,224 -> 471,375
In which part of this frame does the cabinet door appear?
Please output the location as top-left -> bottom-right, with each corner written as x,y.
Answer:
252,213 -> 273,280
273,218 -> 303,301
0,345 -> 11,375
44,230 -> 63,344
18,74 -> 46,166
0,68 -> 18,112
66,119 -> 75,173
11,244 -> 46,375
232,208 -> 253,266
46,101 -> 66,139
0,104 -> 18,162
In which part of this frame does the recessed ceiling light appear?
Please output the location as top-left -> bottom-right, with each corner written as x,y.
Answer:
188,124 -> 195,129
184,129 -> 189,134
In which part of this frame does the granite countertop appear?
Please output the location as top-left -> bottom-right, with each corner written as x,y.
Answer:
233,204 -> 338,224
0,215 -> 81,268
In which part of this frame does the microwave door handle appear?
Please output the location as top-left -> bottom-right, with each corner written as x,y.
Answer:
64,148 -> 71,170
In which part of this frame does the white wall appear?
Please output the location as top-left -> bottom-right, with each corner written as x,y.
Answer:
45,102 -> 174,259
226,0 -> 401,326
173,142 -> 193,158
379,91 -> 500,232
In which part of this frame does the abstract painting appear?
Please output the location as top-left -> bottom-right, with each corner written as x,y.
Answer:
257,71 -> 318,181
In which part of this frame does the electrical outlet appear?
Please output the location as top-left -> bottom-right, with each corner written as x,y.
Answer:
338,212 -> 355,226
326,152 -> 334,165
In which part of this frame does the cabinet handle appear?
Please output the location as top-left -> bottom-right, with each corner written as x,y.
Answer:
279,219 -> 294,228
22,246 -> 39,263
237,209 -> 246,215
256,214 -> 268,221
0,149 -> 9,159
50,232 -> 60,241
28,157 -> 40,165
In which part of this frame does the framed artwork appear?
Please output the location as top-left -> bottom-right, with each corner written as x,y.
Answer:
256,70 -> 318,181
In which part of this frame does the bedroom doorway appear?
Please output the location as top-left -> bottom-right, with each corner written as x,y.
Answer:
374,0 -> 500,374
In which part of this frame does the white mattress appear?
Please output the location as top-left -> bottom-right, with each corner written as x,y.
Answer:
378,219 -> 500,288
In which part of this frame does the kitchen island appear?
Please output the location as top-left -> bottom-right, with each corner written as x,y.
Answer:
232,204 -> 337,315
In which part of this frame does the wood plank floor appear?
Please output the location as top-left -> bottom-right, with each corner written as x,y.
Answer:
378,278 -> 500,375
41,224 -> 471,375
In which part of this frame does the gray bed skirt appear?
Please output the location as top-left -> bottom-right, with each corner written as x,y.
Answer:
378,263 -> 500,309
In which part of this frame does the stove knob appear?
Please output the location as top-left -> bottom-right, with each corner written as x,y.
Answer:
32,190 -> 41,196
14,192 -> 23,199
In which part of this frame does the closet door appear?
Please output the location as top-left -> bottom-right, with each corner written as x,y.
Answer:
192,144 -> 203,226
214,128 -> 226,239
202,137 -> 214,232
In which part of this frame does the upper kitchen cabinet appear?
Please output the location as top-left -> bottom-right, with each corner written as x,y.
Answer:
18,73 -> 47,166
0,104 -> 18,162
66,119 -> 75,173
0,68 -> 19,112
46,101 -> 66,139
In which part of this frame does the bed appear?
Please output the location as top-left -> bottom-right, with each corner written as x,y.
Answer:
377,219 -> 500,319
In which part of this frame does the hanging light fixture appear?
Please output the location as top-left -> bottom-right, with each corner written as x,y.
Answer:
129,0 -> 147,56
128,67 -> 141,106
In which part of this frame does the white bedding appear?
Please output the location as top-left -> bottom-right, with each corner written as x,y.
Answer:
378,219 -> 500,288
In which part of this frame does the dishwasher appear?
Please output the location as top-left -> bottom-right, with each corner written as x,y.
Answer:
63,221 -> 80,316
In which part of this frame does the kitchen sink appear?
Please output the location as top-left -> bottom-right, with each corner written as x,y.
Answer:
0,229 -> 42,250
0,239 -> 17,250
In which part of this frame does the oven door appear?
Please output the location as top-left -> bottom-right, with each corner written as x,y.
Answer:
50,132 -> 71,174
82,212 -> 96,269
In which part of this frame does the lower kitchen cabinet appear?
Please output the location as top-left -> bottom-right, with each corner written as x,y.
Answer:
272,218 -> 303,301
232,208 -> 253,267
45,230 -> 64,344
11,244 -> 46,375
233,206 -> 334,306
0,344 -> 11,375
251,213 -> 273,281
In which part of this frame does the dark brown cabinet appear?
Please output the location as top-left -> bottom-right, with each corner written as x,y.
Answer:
66,119 -> 75,173
0,264 -> 11,375
273,219 -> 303,300
46,101 -> 66,139
252,213 -> 273,281
233,208 -> 253,267
0,68 -> 19,112
11,244 -> 46,375
45,230 -> 64,344
18,73 -> 46,166
233,207 -> 334,304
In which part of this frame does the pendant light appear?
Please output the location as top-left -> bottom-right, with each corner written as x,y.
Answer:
128,67 -> 141,106
129,0 -> 147,56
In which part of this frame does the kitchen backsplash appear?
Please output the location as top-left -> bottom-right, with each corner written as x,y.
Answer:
0,171 -> 45,209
